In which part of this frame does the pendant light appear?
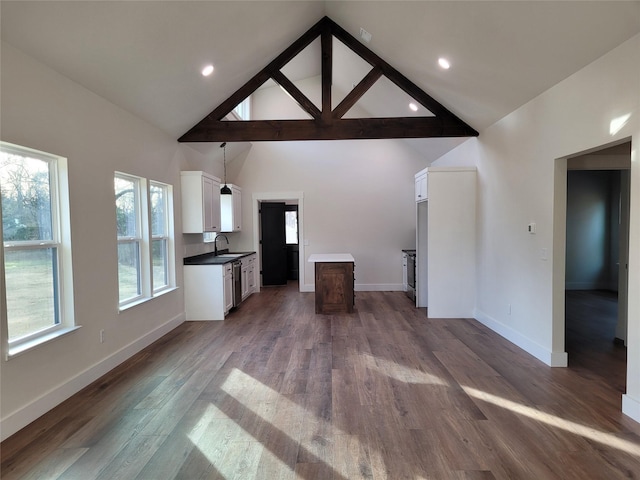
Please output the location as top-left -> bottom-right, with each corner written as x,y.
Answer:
220,142 -> 232,195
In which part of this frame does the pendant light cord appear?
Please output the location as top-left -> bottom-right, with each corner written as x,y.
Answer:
220,142 -> 232,195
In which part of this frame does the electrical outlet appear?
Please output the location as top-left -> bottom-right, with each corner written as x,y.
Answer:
100,329 -> 105,343
507,303 -> 511,315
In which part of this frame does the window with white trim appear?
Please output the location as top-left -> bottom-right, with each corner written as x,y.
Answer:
115,173 -> 146,305
1,142 -> 75,355
150,181 -> 173,293
115,173 -> 175,309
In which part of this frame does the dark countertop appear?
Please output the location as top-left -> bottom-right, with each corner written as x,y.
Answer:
402,249 -> 416,255
183,250 -> 255,265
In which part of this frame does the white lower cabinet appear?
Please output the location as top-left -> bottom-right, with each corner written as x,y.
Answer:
184,264 -> 231,320
248,255 -> 256,294
241,253 -> 257,299
185,253 -> 257,320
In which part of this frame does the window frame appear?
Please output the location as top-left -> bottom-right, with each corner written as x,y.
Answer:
115,172 -> 175,311
1,142 -> 76,358
149,180 -> 174,294
285,205 -> 299,245
115,172 -> 148,307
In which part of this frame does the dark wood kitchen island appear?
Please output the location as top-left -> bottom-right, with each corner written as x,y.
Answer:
308,253 -> 355,314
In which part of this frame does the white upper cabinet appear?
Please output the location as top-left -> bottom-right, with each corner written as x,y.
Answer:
181,171 -> 221,233
220,184 -> 242,232
415,168 -> 428,202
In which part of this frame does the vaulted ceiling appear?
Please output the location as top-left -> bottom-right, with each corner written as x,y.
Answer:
2,1 -> 639,162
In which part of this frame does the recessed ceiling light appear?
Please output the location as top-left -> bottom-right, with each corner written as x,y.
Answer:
202,64 -> 214,76
409,103 -> 419,112
438,58 -> 451,70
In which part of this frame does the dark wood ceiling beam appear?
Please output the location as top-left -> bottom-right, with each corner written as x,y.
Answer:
327,17 -> 478,135
332,66 -> 383,119
179,16 -> 479,143
180,117 -> 473,142
270,70 -> 321,119
321,26 -> 332,123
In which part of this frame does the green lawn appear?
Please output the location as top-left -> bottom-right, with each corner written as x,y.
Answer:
5,250 -> 167,339
4,250 -> 56,340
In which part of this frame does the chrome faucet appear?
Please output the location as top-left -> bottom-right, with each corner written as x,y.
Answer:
214,234 -> 229,255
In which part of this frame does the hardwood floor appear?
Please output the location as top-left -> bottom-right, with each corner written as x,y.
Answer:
565,290 -> 627,394
3,285 -> 640,479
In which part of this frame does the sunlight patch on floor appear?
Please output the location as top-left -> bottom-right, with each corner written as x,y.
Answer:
363,354 -> 449,386
190,368 -> 358,479
187,401 -> 293,478
221,368 -> 352,478
463,386 -> 640,457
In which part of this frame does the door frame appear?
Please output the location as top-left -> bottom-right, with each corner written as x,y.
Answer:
252,191 -> 306,293
552,138 -> 632,367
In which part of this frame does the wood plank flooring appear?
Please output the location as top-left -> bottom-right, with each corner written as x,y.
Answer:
3,285 -> 640,479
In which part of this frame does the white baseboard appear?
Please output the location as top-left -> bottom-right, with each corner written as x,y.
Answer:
622,394 -> 640,423
474,309 -> 568,367
0,313 -> 185,441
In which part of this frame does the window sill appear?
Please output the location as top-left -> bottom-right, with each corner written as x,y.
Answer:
118,287 -> 178,313
6,326 -> 82,360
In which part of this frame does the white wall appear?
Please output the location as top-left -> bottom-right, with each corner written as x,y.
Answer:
0,43 -> 206,440
231,140 -> 424,291
434,34 -> 640,421
229,78 -> 428,292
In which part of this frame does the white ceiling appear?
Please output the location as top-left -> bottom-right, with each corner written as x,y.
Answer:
2,1 -> 639,162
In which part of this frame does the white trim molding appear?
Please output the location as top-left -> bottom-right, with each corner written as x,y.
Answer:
0,314 -> 184,441
475,309 -> 568,367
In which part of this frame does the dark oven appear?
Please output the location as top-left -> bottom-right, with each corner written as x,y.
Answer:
406,252 -> 416,301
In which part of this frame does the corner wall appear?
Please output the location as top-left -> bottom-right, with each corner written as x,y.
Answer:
434,34 -> 640,420
0,43 -> 193,440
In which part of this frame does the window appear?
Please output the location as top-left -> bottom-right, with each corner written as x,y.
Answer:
150,181 -> 173,293
1,142 -> 75,355
115,173 -> 145,305
233,97 -> 251,120
285,206 -> 298,244
115,173 -> 174,309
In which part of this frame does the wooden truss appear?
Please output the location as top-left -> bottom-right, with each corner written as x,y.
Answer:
178,16 -> 478,142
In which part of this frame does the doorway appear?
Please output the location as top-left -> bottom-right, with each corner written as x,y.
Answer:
260,202 -> 300,286
561,141 -> 631,390
260,202 -> 288,286
251,191 -> 306,292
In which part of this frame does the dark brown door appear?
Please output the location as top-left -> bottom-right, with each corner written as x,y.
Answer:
260,202 -> 287,286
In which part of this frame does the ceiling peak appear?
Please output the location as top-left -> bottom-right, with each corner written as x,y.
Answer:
179,16 -> 478,143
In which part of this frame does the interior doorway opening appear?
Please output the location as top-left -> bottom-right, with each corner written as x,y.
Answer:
259,201 -> 300,287
252,191 -> 305,292
562,141 -> 631,393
